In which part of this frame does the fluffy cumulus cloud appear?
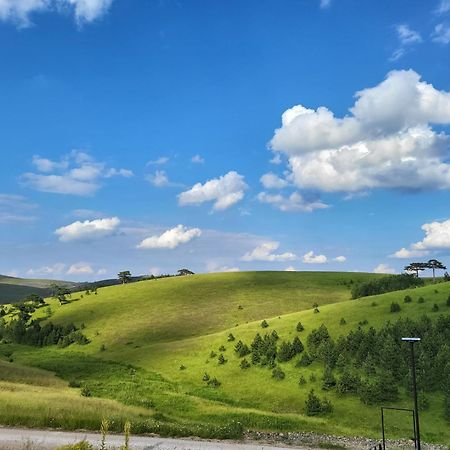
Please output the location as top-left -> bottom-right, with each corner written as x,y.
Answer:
55,217 -> 120,242
241,241 -> 296,262
0,0 -> 113,27
373,263 -> 396,274
22,150 -> 133,196
302,251 -> 327,264
137,225 -> 202,249
257,191 -> 328,212
392,219 -> 450,258
178,171 -> 248,211
334,256 -> 346,262
270,70 -> 450,194
67,262 -> 94,275
260,172 -> 289,189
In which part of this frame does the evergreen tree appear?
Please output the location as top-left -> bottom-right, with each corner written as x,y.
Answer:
292,336 -> 304,355
305,390 -> 322,416
277,341 -> 294,362
321,366 -> 337,390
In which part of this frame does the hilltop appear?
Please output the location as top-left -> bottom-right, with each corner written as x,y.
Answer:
0,271 -> 448,444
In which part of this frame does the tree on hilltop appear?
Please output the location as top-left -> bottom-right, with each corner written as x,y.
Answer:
404,262 -> 427,277
118,271 -> 132,284
177,269 -> 195,276
426,259 -> 446,283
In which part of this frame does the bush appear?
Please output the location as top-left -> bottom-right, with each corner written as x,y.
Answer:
299,375 -> 307,385
313,307 -> 320,314
340,318 -> 346,325
337,371 -> 360,394
234,341 -> 250,357
277,341 -> 294,362
80,387 -> 91,397
179,364 -> 186,370
207,377 -> 221,388
352,274 -> 424,299
210,351 -> 217,358
68,379 -> 81,388
272,366 -> 285,380
371,301 -> 378,307
218,345 -> 226,352
296,322 -> 305,332
432,303 -> 439,312
227,333 -> 235,342
296,352 -> 314,367
418,296 -> 425,304
305,390 -> 333,416
218,354 -> 227,365
240,358 -> 251,369
322,367 -> 336,390
390,302 -> 401,313
261,320 -> 269,328
202,372 -> 210,382
404,295 -> 412,303
358,319 -> 368,326
292,336 -> 304,355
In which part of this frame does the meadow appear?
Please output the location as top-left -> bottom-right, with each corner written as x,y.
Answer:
0,271 -> 449,445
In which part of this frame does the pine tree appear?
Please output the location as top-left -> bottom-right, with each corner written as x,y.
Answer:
292,336 -> 304,355
305,390 -> 322,416
321,366 -> 337,390
277,341 -> 294,362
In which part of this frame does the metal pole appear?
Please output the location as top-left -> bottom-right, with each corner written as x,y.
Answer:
381,407 -> 386,450
410,342 -> 421,450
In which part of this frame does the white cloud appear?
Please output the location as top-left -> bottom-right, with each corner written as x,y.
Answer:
147,170 -> 170,187
178,171 -> 248,211
389,48 -> 406,62
137,225 -> 202,249
373,263 -> 396,274
390,247 -> 429,259
396,24 -> 422,45
270,154 -> 282,165
284,266 -> 296,271
55,217 -> 120,242
147,156 -> 169,166
23,151 -> 132,196
432,23 -> 450,44
270,70 -> 450,193
241,241 -> 296,262
0,193 -> 37,223
302,250 -> 327,264
67,263 -> 94,275
334,256 -> 346,262
191,154 -> 205,164
260,172 -> 289,189
27,263 -> 66,276
320,0 -> 331,9
257,191 -> 328,212
0,0 -> 113,27
436,0 -> 450,15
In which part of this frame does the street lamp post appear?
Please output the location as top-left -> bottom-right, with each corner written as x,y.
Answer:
402,337 -> 421,450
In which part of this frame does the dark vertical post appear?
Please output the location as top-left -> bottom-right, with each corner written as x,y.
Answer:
381,407 -> 386,450
410,342 -> 421,450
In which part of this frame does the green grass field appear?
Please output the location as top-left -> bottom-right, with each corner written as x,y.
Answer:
1,271 -> 449,444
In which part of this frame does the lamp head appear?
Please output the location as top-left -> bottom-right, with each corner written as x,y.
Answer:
401,337 -> 421,342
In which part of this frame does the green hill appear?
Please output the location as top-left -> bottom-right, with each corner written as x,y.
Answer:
0,271 -> 449,444
0,274 -> 79,304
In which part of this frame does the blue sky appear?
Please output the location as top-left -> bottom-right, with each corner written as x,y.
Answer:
1,0 -> 450,280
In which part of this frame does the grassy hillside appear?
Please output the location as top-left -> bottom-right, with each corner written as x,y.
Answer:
0,274 -> 79,303
1,271 -> 449,444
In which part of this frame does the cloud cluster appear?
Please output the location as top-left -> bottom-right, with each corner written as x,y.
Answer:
392,218 -> 450,258
23,151 -> 133,196
270,70 -> 450,193
178,171 -> 247,211
373,263 -> 396,274
0,0 -> 113,27
137,225 -> 201,249
241,241 -> 296,262
257,191 -> 328,212
55,217 -> 120,242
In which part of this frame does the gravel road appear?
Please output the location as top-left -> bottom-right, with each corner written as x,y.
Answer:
0,427 -> 306,450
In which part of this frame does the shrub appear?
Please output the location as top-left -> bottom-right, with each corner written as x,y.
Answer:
219,345 -> 226,352
404,295 -> 412,303
358,319 -> 368,326
207,377 -> 221,388
371,301 -> 378,307
261,320 -> 269,328
234,341 -> 250,357
271,330 -> 279,340
218,354 -> 227,365
278,341 -> 294,362
299,375 -> 307,385
68,379 -> 81,388
418,296 -> 425,304
390,302 -> 401,313
296,352 -> 314,367
305,390 -> 333,416
80,387 -> 91,397
313,307 -> 320,314
337,371 -> 360,394
227,333 -> 235,342
292,336 -> 304,355
340,318 -> 346,325
296,322 -> 305,332
202,372 -> 210,382
272,366 -> 285,380
240,358 -> 251,369
432,303 -> 439,312
179,364 -> 186,370
210,351 -> 217,358
321,367 -> 336,390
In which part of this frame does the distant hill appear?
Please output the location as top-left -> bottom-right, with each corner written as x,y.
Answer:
0,275 -> 80,303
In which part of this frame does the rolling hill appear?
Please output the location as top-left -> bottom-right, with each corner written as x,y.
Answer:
0,271 -> 449,444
